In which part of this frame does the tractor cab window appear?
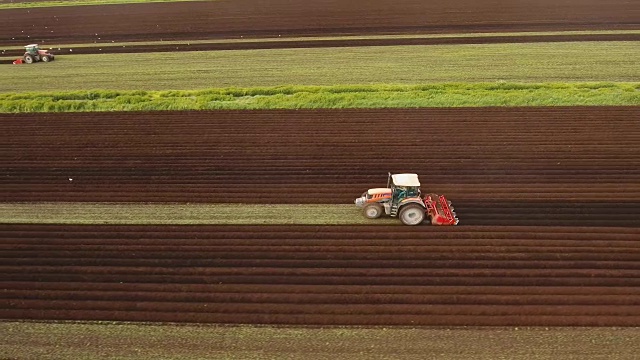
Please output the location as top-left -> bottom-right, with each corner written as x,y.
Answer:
406,186 -> 420,197
393,186 -> 407,201
392,185 -> 420,202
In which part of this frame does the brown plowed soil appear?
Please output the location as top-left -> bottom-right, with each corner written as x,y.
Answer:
2,0 -> 640,328
2,224 -> 640,326
1,0 -> 639,46
2,107 -> 639,226
2,107 -> 640,326
2,32 -> 639,58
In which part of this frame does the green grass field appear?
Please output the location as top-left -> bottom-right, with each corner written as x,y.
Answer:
2,41 -> 638,111
2,42 -> 638,93
0,0 -> 201,10
0,202 -> 398,225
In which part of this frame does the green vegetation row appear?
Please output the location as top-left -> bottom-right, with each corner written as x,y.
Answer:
1,83 -> 638,112
0,203 -> 397,225
2,42 -> 638,93
0,0 -> 201,10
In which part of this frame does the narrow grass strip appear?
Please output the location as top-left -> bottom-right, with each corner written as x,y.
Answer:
0,83 -> 638,112
0,203 -> 399,225
0,0 -> 203,10
3,322 -> 639,360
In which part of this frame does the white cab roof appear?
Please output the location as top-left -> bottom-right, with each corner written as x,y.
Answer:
392,173 -> 420,187
25,44 -> 39,48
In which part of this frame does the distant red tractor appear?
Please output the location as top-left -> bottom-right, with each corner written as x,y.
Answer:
354,173 -> 458,226
20,44 -> 55,64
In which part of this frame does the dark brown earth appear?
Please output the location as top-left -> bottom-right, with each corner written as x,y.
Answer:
1,107 -> 640,326
2,32 -> 639,59
1,0 -> 639,46
1,0 -> 640,327
3,108 -> 639,226
2,224 -> 640,326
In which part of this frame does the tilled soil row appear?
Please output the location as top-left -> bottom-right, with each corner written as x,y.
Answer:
3,109 -> 639,200
2,107 -> 639,226
5,289 -> 640,306
1,0 -> 638,46
1,224 -> 639,326
2,33 -> 638,59
4,309 -> 639,326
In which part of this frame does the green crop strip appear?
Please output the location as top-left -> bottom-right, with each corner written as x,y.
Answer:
0,203 -> 399,225
0,0 -> 203,10
2,42 -> 638,94
1,83 -> 638,112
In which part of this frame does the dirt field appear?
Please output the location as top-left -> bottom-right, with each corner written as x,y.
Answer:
1,0 -> 640,340
3,32 -> 639,58
3,107 -> 639,226
1,0 -> 639,46
2,224 -> 640,326
1,107 -> 640,326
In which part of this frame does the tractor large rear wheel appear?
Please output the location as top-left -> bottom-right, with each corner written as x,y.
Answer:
24,54 -> 34,64
399,204 -> 425,225
363,203 -> 384,219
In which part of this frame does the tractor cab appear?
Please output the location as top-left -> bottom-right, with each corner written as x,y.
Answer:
388,173 -> 421,204
24,44 -> 40,55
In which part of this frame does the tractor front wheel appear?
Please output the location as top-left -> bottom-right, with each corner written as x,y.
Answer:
41,55 -> 50,62
24,54 -> 34,64
399,204 -> 425,226
363,203 -> 384,219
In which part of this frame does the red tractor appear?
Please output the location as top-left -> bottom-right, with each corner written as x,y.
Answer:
354,173 -> 458,226
20,44 -> 55,64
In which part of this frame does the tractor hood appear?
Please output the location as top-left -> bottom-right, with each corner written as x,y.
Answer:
367,188 -> 392,196
355,188 -> 392,207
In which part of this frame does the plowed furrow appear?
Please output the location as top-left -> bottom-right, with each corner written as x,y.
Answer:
2,108 -> 640,212
5,281 -> 640,296
3,309 -> 639,326
3,258 -> 640,270
4,299 -> 640,317
1,223 -> 638,325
